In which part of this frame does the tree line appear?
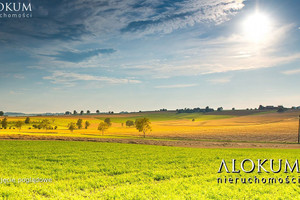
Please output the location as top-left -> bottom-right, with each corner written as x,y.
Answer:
64,110 -> 114,115
0,117 -> 152,137
0,117 -> 57,131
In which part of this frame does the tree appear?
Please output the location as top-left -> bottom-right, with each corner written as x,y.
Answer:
65,111 -> 71,115
126,120 -> 134,127
135,118 -> 152,138
217,107 -> 223,112
87,110 -> 90,114
104,118 -> 112,127
85,121 -> 90,129
80,110 -> 84,115
76,119 -> 83,129
39,119 -> 51,131
232,107 -> 235,111
1,117 -> 8,129
277,107 -> 287,113
73,110 -> 77,115
98,122 -> 109,135
15,121 -> 24,131
0,111 -> 4,116
68,122 -> 76,132
96,110 -> 100,114
25,117 -> 30,124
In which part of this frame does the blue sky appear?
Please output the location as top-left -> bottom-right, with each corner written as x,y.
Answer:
0,0 -> 300,113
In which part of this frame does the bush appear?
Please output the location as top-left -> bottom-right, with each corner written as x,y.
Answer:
126,120 -> 134,127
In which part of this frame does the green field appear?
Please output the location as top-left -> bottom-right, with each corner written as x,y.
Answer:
1,141 -> 300,199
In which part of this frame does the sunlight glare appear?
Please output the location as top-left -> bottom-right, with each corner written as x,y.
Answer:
243,12 -> 272,43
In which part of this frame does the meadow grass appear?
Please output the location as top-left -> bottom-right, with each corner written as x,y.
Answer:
0,140 -> 300,199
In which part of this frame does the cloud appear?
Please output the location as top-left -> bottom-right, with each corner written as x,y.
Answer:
43,71 -> 141,86
13,74 -> 25,79
281,68 -> 300,75
121,0 -> 245,35
208,77 -> 231,84
9,90 -> 23,95
41,48 -> 116,63
155,84 -> 197,89
122,24 -> 300,77
0,0 -> 246,45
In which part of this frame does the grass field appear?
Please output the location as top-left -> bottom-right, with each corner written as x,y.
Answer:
0,110 -> 300,144
0,140 -> 300,199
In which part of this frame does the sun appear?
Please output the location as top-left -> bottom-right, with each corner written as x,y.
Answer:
243,12 -> 272,43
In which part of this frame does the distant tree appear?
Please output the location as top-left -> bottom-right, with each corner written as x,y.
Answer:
104,118 -> 112,127
76,119 -> 83,129
98,122 -> 109,135
232,108 -> 235,111
25,117 -> 30,124
0,111 -> 4,116
1,117 -> 8,129
126,120 -> 134,127
68,122 -> 76,132
80,110 -> 84,115
15,121 -> 24,131
217,107 -> 223,112
205,106 -> 210,112
87,110 -> 90,114
85,121 -> 90,129
135,118 -> 152,138
258,105 -> 265,110
96,110 -> 100,114
65,111 -> 71,115
277,107 -> 287,113
73,110 -> 77,115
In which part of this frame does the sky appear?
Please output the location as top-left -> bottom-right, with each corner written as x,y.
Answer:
0,0 -> 300,113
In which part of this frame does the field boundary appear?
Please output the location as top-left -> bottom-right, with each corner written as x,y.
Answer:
1,134 -> 300,149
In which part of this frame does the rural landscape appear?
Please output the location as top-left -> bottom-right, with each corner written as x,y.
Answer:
1,106 -> 300,199
0,106 -> 300,147
1,0 -> 300,199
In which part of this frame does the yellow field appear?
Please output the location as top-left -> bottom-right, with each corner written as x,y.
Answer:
0,110 -> 299,144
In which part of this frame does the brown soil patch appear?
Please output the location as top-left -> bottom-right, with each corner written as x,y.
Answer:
1,134 -> 300,149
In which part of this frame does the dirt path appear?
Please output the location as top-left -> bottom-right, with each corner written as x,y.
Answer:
1,134 -> 300,149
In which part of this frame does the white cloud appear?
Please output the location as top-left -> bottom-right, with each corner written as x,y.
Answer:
9,90 -> 23,95
155,84 -> 197,89
208,77 -> 231,84
43,71 -> 141,86
13,74 -> 25,79
281,68 -> 300,75
120,0 -> 245,36
123,23 -> 300,77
